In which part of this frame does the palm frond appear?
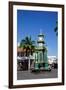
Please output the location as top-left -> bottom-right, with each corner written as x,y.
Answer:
54,21 -> 58,36
54,26 -> 58,32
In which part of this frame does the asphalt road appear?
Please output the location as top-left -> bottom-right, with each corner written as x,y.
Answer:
17,69 -> 58,80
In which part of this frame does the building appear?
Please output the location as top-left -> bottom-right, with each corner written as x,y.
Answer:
48,56 -> 58,69
17,48 -> 34,70
17,31 -> 49,71
48,56 -> 57,64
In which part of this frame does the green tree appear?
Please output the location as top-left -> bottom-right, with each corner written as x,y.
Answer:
54,21 -> 58,36
20,36 -> 35,56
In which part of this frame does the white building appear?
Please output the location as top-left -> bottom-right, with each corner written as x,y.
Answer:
48,56 -> 57,64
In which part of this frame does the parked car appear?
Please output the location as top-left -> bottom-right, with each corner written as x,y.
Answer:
52,63 -> 58,69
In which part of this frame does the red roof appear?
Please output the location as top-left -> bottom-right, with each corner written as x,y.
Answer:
17,47 -> 26,52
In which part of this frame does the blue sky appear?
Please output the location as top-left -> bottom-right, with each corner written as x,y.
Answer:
17,10 -> 58,56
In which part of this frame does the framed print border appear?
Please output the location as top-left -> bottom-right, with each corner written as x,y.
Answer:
9,1 -> 64,88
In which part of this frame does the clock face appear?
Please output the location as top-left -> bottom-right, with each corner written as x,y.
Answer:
39,37 -> 44,41
39,43 -> 44,46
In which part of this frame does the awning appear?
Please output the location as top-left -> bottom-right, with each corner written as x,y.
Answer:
17,56 -> 34,61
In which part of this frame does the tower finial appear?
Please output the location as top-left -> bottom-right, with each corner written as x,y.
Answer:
40,29 -> 42,34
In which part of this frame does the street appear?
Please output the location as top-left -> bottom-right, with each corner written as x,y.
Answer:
17,68 -> 58,80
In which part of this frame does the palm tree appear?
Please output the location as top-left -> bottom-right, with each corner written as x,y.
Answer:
54,21 -> 58,36
20,36 -> 35,56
